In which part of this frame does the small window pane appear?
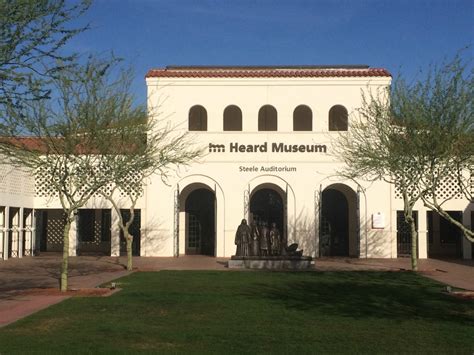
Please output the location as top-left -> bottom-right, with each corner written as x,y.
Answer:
258,105 -> 277,131
189,105 -> 207,131
329,105 -> 348,131
293,105 -> 312,131
223,105 -> 242,131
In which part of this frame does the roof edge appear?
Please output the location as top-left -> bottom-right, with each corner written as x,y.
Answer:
146,66 -> 392,79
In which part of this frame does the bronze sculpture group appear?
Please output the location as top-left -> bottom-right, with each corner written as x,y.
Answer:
234,219 -> 282,257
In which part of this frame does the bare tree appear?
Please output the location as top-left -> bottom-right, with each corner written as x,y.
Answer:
335,52 -> 473,270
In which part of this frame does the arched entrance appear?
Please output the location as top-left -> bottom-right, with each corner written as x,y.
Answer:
320,184 -> 358,257
249,185 -> 285,243
183,188 -> 215,255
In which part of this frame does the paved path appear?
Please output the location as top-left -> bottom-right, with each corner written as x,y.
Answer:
0,254 -> 472,327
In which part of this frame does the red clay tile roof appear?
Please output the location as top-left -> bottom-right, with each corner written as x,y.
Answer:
146,66 -> 391,78
0,137 -> 140,154
0,137 -> 49,153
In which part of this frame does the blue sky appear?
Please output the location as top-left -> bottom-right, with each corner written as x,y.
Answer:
65,0 -> 474,103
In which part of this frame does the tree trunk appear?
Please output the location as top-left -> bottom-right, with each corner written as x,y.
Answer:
126,232 -> 133,271
60,215 -> 73,292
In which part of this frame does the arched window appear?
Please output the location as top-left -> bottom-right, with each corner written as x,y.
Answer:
223,105 -> 242,131
258,105 -> 277,131
328,105 -> 348,131
188,105 -> 207,131
293,105 -> 312,131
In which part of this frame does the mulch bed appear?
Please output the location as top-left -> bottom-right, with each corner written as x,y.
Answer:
21,288 -> 121,297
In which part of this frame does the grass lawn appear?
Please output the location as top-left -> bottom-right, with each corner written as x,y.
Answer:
0,271 -> 473,354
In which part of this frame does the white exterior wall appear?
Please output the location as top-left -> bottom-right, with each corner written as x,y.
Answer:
144,75 -> 418,258
1,161 -> 147,258
1,71 -> 472,260
0,163 -> 35,259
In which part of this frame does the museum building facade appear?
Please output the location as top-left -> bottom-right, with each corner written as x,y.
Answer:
1,65 -> 472,260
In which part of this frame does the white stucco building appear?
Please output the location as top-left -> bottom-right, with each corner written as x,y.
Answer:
1,65 -> 472,260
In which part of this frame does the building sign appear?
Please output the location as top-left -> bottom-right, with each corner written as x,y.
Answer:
372,212 -> 385,229
209,142 -> 327,154
239,165 -> 297,172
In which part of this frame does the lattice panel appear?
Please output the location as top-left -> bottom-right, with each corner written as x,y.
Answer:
95,182 -> 114,197
47,214 -> 66,245
0,164 -> 35,196
93,218 -> 101,245
34,161 -> 145,199
35,166 -> 59,197
119,171 -> 143,198
394,174 -> 463,200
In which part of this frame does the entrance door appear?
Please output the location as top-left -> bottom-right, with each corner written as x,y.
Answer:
427,210 -> 463,258
249,188 -> 284,238
321,189 -> 349,256
185,189 -> 215,256
397,211 -> 418,257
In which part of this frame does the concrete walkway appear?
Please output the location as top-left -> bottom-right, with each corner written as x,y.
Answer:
0,254 -> 472,327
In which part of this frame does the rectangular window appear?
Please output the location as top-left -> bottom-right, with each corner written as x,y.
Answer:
101,209 -> 111,242
78,209 -> 95,242
440,211 -> 462,244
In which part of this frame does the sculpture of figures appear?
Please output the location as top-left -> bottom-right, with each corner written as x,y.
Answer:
259,221 -> 270,256
235,219 -> 251,256
250,221 -> 260,256
269,222 -> 281,256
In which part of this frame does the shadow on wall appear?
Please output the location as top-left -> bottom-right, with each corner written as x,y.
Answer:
291,208 -> 316,257
291,210 -> 392,258
140,215 -> 170,256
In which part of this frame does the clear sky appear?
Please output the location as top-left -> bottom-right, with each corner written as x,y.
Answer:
65,0 -> 474,104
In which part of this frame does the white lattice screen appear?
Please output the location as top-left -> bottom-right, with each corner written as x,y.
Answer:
395,174 -> 463,200
0,164 -> 35,196
35,165 -> 142,198
46,212 -> 66,245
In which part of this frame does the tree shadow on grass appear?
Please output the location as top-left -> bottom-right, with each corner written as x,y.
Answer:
240,271 -> 473,325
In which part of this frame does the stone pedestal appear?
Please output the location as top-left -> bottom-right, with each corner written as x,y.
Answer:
228,256 -> 313,270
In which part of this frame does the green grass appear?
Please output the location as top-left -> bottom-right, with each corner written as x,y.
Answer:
0,271 -> 473,354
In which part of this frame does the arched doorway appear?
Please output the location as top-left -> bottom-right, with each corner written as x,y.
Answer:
249,186 -> 285,243
320,184 -> 358,257
184,188 -> 215,255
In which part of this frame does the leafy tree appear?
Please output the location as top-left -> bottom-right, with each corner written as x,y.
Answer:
0,58 -> 144,291
400,56 -> 473,242
335,53 -> 473,270
0,0 -> 90,108
97,94 -> 204,271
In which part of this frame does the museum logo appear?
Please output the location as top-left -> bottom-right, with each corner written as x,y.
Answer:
209,142 -> 327,154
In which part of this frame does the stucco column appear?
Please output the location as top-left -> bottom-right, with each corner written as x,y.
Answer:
391,209 -> 398,258
10,208 -> 19,258
417,209 -> 428,259
0,207 -> 5,260
68,215 -> 77,256
31,210 -> 36,256
18,207 -> 24,258
462,209 -> 472,259
110,208 -> 121,257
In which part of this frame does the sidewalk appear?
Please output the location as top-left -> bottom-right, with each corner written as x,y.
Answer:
0,254 -> 472,327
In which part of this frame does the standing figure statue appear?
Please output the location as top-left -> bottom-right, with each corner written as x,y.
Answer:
269,222 -> 281,256
235,219 -> 251,256
259,221 -> 270,256
250,221 -> 260,256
